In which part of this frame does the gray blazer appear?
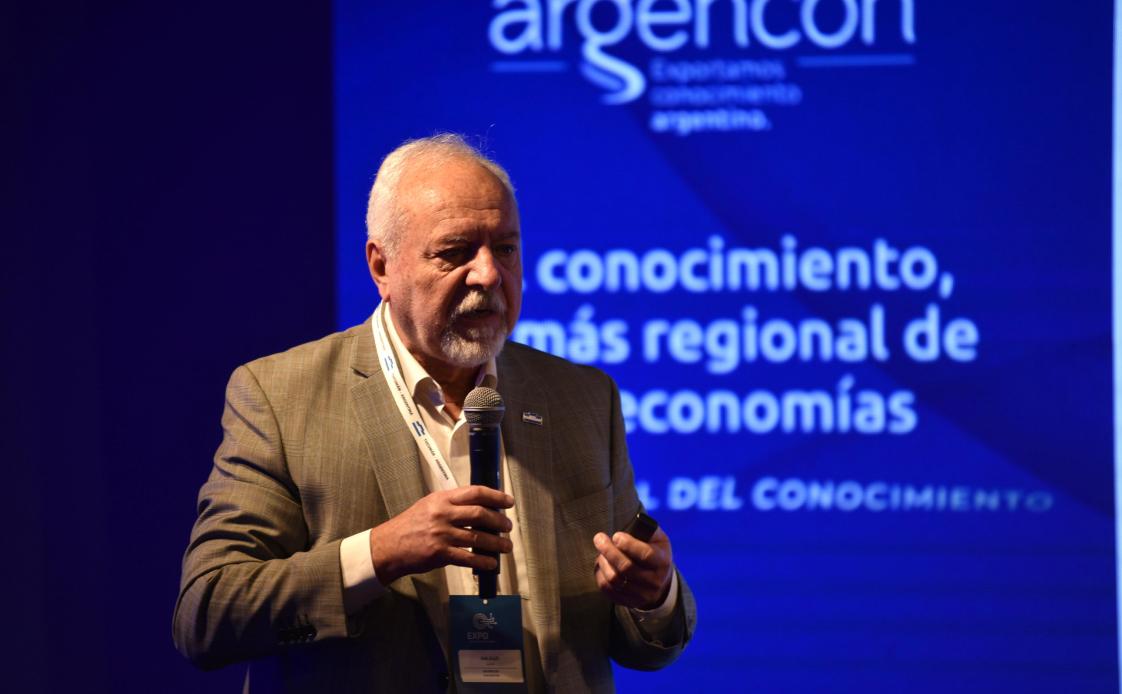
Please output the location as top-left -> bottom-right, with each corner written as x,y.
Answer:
174,320 -> 696,692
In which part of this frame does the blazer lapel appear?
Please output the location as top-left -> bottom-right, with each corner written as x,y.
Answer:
348,318 -> 450,658
498,347 -> 559,681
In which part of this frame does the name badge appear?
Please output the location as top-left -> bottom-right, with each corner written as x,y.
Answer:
449,595 -> 526,692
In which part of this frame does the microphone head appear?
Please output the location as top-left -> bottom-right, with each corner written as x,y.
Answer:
464,387 -> 505,426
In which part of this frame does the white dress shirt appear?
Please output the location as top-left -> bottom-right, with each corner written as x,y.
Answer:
338,307 -> 677,637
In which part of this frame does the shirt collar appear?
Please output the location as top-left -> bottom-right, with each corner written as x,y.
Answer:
382,302 -> 498,407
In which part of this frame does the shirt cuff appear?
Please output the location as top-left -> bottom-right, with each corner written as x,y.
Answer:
340,529 -> 386,615
628,569 -> 679,630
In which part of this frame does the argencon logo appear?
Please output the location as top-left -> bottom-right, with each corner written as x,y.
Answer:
489,0 -> 916,105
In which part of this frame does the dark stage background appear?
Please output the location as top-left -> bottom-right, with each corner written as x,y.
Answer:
8,4 -> 332,691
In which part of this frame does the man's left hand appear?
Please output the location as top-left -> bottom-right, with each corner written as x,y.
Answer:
593,527 -> 673,610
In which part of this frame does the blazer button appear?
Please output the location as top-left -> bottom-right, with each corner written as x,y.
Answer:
437,672 -> 450,690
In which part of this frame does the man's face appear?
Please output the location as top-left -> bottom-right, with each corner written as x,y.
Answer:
370,157 -> 522,373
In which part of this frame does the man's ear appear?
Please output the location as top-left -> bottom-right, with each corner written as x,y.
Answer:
366,240 -> 390,301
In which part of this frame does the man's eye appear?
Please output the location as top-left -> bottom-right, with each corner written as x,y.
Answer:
495,244 -> 518,257
438,248 -> 469,264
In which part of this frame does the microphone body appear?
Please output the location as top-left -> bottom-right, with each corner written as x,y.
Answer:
464,387 -> 505,599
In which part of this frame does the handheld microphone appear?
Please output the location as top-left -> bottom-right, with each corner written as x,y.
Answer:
463,386 -> 505,599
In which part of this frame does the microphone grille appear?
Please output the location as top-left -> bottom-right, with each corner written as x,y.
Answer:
464,386 -> 505,425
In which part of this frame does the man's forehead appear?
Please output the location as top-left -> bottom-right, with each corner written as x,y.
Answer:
402,156 -> 510,204
399,162 -> 517,228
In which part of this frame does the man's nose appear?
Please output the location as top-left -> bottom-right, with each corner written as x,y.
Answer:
467,247 -> 502,289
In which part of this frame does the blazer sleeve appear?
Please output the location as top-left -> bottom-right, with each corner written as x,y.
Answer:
173,365 -> 350,670
602,376 -> 698,670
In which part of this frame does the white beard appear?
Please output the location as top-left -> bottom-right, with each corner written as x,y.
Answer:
439,290 -> 508,367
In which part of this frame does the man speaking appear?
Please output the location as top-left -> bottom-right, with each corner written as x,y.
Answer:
174,134 -> 696,691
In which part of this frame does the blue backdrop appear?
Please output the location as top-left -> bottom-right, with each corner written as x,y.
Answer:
335,2 -> 1117,691
12,2 -> 1116,691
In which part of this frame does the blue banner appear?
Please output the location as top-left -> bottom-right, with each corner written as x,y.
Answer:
335,2 -> 1117,690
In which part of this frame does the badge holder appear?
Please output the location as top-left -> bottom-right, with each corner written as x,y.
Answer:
450,586 -> 526,692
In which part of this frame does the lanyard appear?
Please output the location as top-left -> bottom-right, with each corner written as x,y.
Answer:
370,302 -> 458,492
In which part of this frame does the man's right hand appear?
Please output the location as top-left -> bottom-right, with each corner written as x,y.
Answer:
368,485 -> 514,585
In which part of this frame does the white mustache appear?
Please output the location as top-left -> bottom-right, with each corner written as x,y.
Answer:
450,290 -> 506,319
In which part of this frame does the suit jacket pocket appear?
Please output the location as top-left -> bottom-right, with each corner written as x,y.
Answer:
559,483 -> 613,526
556,484 -> 614,591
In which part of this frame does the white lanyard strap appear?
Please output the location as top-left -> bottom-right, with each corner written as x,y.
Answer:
370,302 -> 457,491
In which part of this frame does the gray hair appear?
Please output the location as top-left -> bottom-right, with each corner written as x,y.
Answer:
365,134 -> 516,258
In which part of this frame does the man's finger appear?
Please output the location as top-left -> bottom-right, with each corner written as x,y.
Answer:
448,505 -> 513,532
594,560 -> 616,593
449,485 -> 514,508
447,527 -> 513,553
601,553 -> 662,593
597,536 -> 667,592
610,532 -> 663,570
594,553 -> 620,585
595,558 -> 654,608
593,532 -> 633,575
444,546 -> 501,572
